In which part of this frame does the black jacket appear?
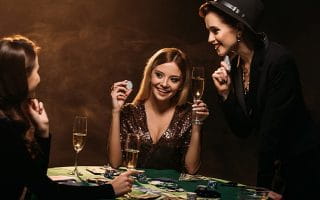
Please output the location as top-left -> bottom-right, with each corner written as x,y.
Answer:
0,117 -> 115,200
220,35 -> 319,192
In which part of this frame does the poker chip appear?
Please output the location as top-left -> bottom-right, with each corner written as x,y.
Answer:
127,80 -> 133,89
187,192 -> 197,200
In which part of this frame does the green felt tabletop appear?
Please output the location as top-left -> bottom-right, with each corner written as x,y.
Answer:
48,166 -> 243,200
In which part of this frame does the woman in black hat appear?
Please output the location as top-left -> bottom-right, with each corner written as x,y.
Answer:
0,35 -> 136,199
199,0 -> 320,199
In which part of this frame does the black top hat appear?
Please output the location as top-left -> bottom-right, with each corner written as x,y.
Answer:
199,0 -> 264,34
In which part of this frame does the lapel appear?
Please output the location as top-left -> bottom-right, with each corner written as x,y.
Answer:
231,35 -> 269,117
254,36 -> 270,111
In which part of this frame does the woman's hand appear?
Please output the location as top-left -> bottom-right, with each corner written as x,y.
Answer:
110,80 -> 132,113
27,98 -> 49,138
109,170 -> 137,197
192,99 -> 209,123
212,61 -> 231,100
268,191 -> 283,200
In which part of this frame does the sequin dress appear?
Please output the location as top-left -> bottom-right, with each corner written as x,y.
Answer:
119,102 -> 192,172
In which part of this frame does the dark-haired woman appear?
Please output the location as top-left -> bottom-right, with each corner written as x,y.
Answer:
0,35 -> 135,199
199,0 -> 320,199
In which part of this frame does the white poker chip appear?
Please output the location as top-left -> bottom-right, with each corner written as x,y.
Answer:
149,180 -> 162,185
126,81 -> 133,89
223,55 -> 231,72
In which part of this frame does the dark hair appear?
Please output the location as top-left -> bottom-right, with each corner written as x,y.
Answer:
199,3 -> 263,49
0,35 -> 40,109
0,35 -> 41,156
133,48 -> 191,106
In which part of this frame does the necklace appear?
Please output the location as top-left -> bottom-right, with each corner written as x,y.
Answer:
237,56 -> 250,95
242,68 -> 250,95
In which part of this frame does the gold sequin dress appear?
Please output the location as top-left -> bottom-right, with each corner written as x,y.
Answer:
120,102 -> 192,172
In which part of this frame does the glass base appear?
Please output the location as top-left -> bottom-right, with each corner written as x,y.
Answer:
69,168 -> 83,176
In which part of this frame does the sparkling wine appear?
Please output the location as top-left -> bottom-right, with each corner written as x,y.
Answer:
125,148 -> 139,169
73,132 -> 86,153
192,77 -> 205,100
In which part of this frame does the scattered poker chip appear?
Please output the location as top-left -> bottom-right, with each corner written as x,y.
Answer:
149,180 -> 162,185
128,169 -> 145,173
187,192 -> 197,200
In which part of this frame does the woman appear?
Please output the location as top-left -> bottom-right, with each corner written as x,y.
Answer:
108,48 -> 209,174
199,0 -> 320,199
0,35 -> 135,199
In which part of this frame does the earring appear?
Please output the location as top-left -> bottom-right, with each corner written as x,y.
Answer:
237,35 -> 241,43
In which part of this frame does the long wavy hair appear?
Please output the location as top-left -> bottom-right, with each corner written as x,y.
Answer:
132,48 -> 190,106
0,35 -> 40,156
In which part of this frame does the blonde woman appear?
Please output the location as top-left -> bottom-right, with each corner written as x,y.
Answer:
108,48 -> 209,174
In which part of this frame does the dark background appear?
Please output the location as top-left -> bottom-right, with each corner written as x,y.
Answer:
1,0 -> 318,186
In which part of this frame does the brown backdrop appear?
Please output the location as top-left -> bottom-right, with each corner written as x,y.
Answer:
0,0 -> 319,186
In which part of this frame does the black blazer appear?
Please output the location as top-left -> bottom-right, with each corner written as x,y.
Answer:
0,117 -> 115,200
220,36 -> 319,190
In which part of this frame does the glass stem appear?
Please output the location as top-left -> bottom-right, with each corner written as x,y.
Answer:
74,152 -> 78,174
192,98 -> 202,125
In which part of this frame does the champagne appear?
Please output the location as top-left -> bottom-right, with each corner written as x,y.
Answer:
73,132 -> 86,153
125,148 -> 139,169
192,77 -> 205,100
70,116 -> 87,176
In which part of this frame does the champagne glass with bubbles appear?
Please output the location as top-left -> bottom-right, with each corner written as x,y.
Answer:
70,115 -> 87,176
191,67 -> 205,125
124,133 -> 140,169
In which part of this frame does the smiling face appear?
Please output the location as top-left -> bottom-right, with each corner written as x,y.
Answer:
149,62 -> 182,103
205,12 -> 239,56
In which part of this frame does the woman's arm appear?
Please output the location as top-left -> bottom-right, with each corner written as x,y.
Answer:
220,91 -> 254,138
184,100 -> 209,174
108,110 -> 123,168
27,99 -> 51,172
107,80 -> 132,168
35,134 -> 51,173
184,125 -> 202,174
212,61 -> 254,138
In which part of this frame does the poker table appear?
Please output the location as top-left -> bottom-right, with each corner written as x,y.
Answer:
47,166 -> 245,199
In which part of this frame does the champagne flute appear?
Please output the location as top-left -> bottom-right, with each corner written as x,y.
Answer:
124,133 -> 140,169
70,115 -> 87,176
191,67 -> 205,125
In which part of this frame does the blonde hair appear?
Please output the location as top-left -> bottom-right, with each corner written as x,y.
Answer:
133,48 -> 190,106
